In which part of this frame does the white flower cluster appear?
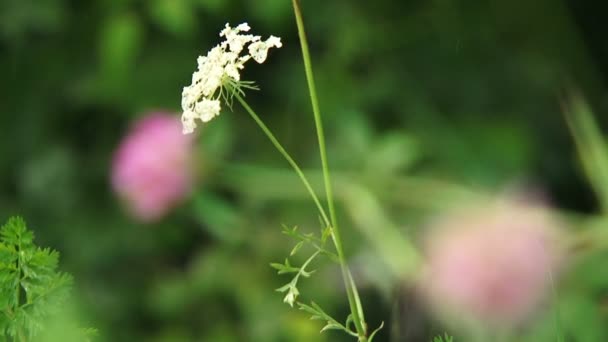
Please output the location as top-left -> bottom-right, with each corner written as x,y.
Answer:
181,23 -> 282,134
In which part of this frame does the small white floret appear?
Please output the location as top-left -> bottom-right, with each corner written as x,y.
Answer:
180,23 -> 282,134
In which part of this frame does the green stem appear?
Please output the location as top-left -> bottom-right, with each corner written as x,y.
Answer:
233,92 -> 331,227
290,0 -> 336,229
16,234 -> 25,342
294,250 -> 321,284
292,0 -> 367,339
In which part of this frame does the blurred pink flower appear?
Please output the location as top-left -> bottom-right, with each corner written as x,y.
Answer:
418,195 -> 565,326
112,113 -> 195,222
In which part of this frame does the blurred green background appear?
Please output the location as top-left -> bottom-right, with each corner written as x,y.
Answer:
2,0 -> 608,341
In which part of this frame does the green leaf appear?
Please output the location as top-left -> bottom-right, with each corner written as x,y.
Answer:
281,225 -> 298,236
368,321 -> 384,342
290,241 -> 305,256
275,283 -> 292,293
297,302 -> 358,337
269,263 -> 299,275
297,302 -> 323,320
0,217 -> 84,339
1,216 -> 34,248
346,269 -> 366,332
320,322 -> 342,333
432,333 -> 453,342
564,94 -> 608,213
270,258 -> 301,275
321,226 -> 332,244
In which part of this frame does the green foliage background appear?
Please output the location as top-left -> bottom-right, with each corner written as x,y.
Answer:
1,0 -> 608,341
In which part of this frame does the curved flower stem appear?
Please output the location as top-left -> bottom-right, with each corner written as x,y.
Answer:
233,92 -> 331,227
292,0 -> 368,339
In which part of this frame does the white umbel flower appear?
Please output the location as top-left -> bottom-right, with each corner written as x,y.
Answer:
249,36 -> 283,63
181,23 -> 282,134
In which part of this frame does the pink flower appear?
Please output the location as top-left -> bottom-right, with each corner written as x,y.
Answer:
112,113 -> 195,222
418,195 -> 565,327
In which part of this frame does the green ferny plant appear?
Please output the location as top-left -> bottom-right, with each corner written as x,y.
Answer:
0,217 -> 94,341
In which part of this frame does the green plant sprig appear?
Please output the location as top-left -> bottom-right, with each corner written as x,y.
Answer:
281,225 -> 338,261
298,301 -> 359,337
271,223 -> 333,307
272,250 -> 320,307
222,3 -> 375,338
0,217 -> 72,340
433,333 -> 454,342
